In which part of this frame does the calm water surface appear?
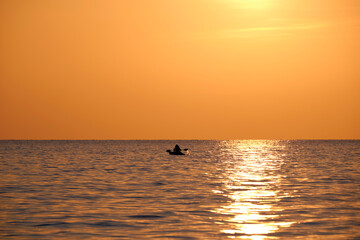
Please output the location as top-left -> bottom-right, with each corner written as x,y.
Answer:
0,140 -> 359,239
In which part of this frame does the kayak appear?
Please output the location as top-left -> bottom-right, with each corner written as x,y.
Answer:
166,150 -> 185,155
166,149 -> 189,155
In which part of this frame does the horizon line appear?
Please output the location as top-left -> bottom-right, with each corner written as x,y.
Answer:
0,139 -> 359,141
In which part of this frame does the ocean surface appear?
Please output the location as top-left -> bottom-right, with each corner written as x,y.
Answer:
0,140 -> 359,239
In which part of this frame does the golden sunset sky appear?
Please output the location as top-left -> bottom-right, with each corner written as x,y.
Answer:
1,0 -> 359,139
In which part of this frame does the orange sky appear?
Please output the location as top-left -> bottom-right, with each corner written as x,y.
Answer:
1,0 -> 359,139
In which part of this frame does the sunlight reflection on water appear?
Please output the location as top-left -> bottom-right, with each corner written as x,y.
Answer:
1,140 -> 359,239
216,140 -> 294,239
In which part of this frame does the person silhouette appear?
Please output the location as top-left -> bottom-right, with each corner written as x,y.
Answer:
173,144 -> 181,154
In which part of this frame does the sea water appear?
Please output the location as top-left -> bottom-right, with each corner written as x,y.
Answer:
0,140 -> 359,239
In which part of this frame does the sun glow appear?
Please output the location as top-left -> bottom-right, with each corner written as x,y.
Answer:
1,0 -> 359,140
230,0 -> 273,9
216,141 -> 294,239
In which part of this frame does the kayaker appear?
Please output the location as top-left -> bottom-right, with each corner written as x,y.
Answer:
173,144 -> 181,154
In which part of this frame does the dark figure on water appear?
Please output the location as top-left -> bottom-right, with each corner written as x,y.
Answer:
173,144 -> 181,154
166,144 -> 186,155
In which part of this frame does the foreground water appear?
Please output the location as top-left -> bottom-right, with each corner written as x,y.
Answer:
0,140 -> 359,239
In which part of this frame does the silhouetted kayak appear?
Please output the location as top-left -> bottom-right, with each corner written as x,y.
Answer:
166,149 -> 189,155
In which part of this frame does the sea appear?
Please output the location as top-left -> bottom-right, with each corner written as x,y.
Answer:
0,140 -> 359,240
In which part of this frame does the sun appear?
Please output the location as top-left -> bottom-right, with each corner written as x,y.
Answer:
231,0 -> 273,9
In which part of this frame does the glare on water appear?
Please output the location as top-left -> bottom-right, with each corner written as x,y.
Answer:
215,140 -> 294,239
1,140 -> 359,239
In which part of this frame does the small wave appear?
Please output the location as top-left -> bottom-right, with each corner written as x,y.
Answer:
156,236 -> 198,240
300,220 -> 329,226
104,168 -> 116,170
128,214 -> 164,219
153,181 -> 166,186
180,210 -> 213,216
34,221 -> 70,227
228,187 -> 250,192
88,220 -> 142,228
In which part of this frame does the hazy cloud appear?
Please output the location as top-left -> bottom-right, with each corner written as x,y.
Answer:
215,22 -> 328,39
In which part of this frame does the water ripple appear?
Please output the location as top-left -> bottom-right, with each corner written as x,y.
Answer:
0,140 -> 359,239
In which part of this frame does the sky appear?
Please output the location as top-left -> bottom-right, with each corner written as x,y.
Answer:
0,0 -> 359,139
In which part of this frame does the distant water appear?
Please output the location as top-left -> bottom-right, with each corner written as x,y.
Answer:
0,140 -> 360,240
